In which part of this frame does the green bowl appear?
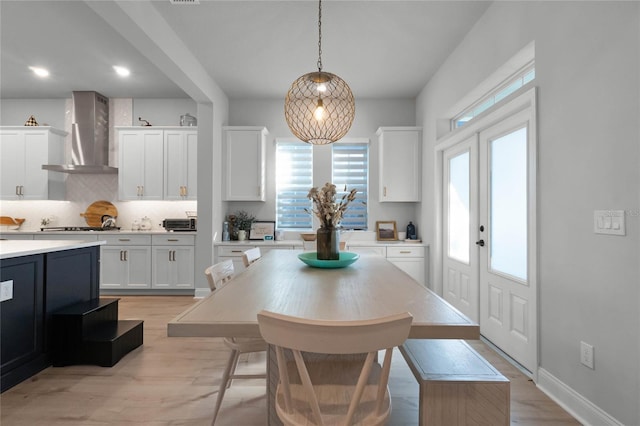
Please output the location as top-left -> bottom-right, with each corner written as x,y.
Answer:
297,252 -> 360,269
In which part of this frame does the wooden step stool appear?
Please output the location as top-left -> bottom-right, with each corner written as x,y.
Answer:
399,339 -> 510,426
51,298 -> 143,367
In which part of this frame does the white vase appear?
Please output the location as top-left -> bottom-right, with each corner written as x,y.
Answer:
238,230 -> 247,241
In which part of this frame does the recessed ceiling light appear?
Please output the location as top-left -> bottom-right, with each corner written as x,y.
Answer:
113,66 -> 130,77
29,66 -> 49,77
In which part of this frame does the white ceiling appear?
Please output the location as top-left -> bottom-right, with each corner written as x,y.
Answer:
0,0 -> 490,100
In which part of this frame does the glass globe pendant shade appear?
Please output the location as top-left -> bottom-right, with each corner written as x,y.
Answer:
284,71 -> 355,145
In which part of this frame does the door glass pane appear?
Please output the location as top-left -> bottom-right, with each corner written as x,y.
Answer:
490,127 -> 527,280
448,151 -> 470,263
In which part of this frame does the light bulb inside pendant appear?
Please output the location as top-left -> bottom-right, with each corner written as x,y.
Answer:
314,99 -> 325,121
317,83 -> 327,93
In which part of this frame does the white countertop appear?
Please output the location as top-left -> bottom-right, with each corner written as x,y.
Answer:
0,230 -> 196,235
213,239 -> 426,247
0,240 -> 105,260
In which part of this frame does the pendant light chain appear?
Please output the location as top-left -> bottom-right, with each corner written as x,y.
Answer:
284,0 -> 355,145
317,0 -> 322,72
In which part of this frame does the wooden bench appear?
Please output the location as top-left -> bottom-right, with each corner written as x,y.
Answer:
399,339 -> 510,426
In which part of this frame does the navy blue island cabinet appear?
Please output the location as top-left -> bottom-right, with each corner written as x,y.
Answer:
0,245 -> 100,392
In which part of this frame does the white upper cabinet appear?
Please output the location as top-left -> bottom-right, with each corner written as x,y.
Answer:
377,127 -> 422,202
118,128 -> 164,200
164,129 -> 197,200
223,126 -> 267,201
0,127 -> 66,200
117,127 -> 197,201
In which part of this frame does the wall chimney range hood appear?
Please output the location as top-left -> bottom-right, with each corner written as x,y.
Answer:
43,91 -> 117,174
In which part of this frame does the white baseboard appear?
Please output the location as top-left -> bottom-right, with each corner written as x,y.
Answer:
537,368 -> 623,426
193,288 -> 209,298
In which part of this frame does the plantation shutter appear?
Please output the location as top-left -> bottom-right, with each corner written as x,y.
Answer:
276,142 -> 313,229
332,143 -> 368,230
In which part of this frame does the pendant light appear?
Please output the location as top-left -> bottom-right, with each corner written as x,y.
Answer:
284,0 -> 355,145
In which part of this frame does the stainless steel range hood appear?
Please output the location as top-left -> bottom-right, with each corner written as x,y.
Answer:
43,91 -> 117,174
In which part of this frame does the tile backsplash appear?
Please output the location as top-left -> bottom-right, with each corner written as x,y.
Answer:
1,174 -> 196,231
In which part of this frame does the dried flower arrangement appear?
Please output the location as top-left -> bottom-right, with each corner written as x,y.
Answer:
306,182 -> 360,228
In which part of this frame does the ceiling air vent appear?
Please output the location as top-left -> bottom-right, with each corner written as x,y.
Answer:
170,0 -> 200,4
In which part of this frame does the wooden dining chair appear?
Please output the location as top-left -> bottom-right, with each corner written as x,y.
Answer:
204,259 -> 234,291
205,259 -> 267,425
241,247 -> 262,268
257,310 -> 413,426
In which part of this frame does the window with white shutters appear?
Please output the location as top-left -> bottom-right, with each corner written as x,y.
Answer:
332,142 -> 368,230
276,142 -> 313,229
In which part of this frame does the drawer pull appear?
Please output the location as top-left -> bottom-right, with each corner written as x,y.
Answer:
400,250 -> 411,254
119,238 -> 131,242
231,250 -> 242,253
168,239 -> 179,242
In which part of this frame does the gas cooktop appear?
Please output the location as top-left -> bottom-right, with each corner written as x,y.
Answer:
40,226 -> 120,232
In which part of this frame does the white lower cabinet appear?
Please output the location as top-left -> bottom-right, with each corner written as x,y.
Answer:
216,244 -> 294,274
100,235 -> 152,290
345,245 -> 387,256
386,245 -> 425,285
151,235 -> 195,289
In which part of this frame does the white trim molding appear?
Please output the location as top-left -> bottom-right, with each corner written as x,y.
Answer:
537,368 -> 624,426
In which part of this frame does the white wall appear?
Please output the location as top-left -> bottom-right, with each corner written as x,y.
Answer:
0,99 -> 66,128
133,98 -> 197,127
227,98 -> 421,235
416,2 -> 639,425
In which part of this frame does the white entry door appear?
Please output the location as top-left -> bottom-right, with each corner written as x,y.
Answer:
478,108 -> 536,373
443,136 -> 479,322
441,102 -> 537,374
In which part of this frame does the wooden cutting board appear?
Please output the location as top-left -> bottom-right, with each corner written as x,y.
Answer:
80,200 -> 118,227
0,216 -> 25,227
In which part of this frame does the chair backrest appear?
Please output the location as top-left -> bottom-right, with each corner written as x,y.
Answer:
257,310 -> 412,425
242,247 -> 262,268
204,259 -> 235,291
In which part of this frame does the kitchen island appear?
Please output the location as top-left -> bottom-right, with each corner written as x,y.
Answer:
0,239 -> 104,391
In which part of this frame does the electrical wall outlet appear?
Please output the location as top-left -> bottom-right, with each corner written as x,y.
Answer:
580,341 -> 594,369
0,280 -> 13,302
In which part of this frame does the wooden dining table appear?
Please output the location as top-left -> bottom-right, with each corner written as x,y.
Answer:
169,249 -> 479,424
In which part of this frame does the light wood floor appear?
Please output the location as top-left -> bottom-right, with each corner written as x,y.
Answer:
1,296 -> 579,425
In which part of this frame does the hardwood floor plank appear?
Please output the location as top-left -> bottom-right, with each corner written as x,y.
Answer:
0,296 -> 578,425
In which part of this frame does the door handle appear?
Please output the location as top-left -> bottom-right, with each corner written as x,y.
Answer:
475,239 -> 485,247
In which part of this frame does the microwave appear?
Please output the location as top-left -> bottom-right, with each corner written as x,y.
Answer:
162,218 -> 197,232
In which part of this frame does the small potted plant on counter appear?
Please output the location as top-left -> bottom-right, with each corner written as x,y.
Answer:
226,210 -> 255,241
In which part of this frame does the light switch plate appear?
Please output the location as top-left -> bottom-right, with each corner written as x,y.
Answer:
0,280 -> 13,302
594,210 -> 625,236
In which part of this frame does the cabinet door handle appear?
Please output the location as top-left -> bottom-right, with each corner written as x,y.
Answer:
169,250 -> 173,261
15,186 -> 19,195
20,185 -> 24,196
383,186 -> 387,197
119,250 -> 123,261
140,185 -> 144,196
124,250 -> 128,261
172,250 -> 176,262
